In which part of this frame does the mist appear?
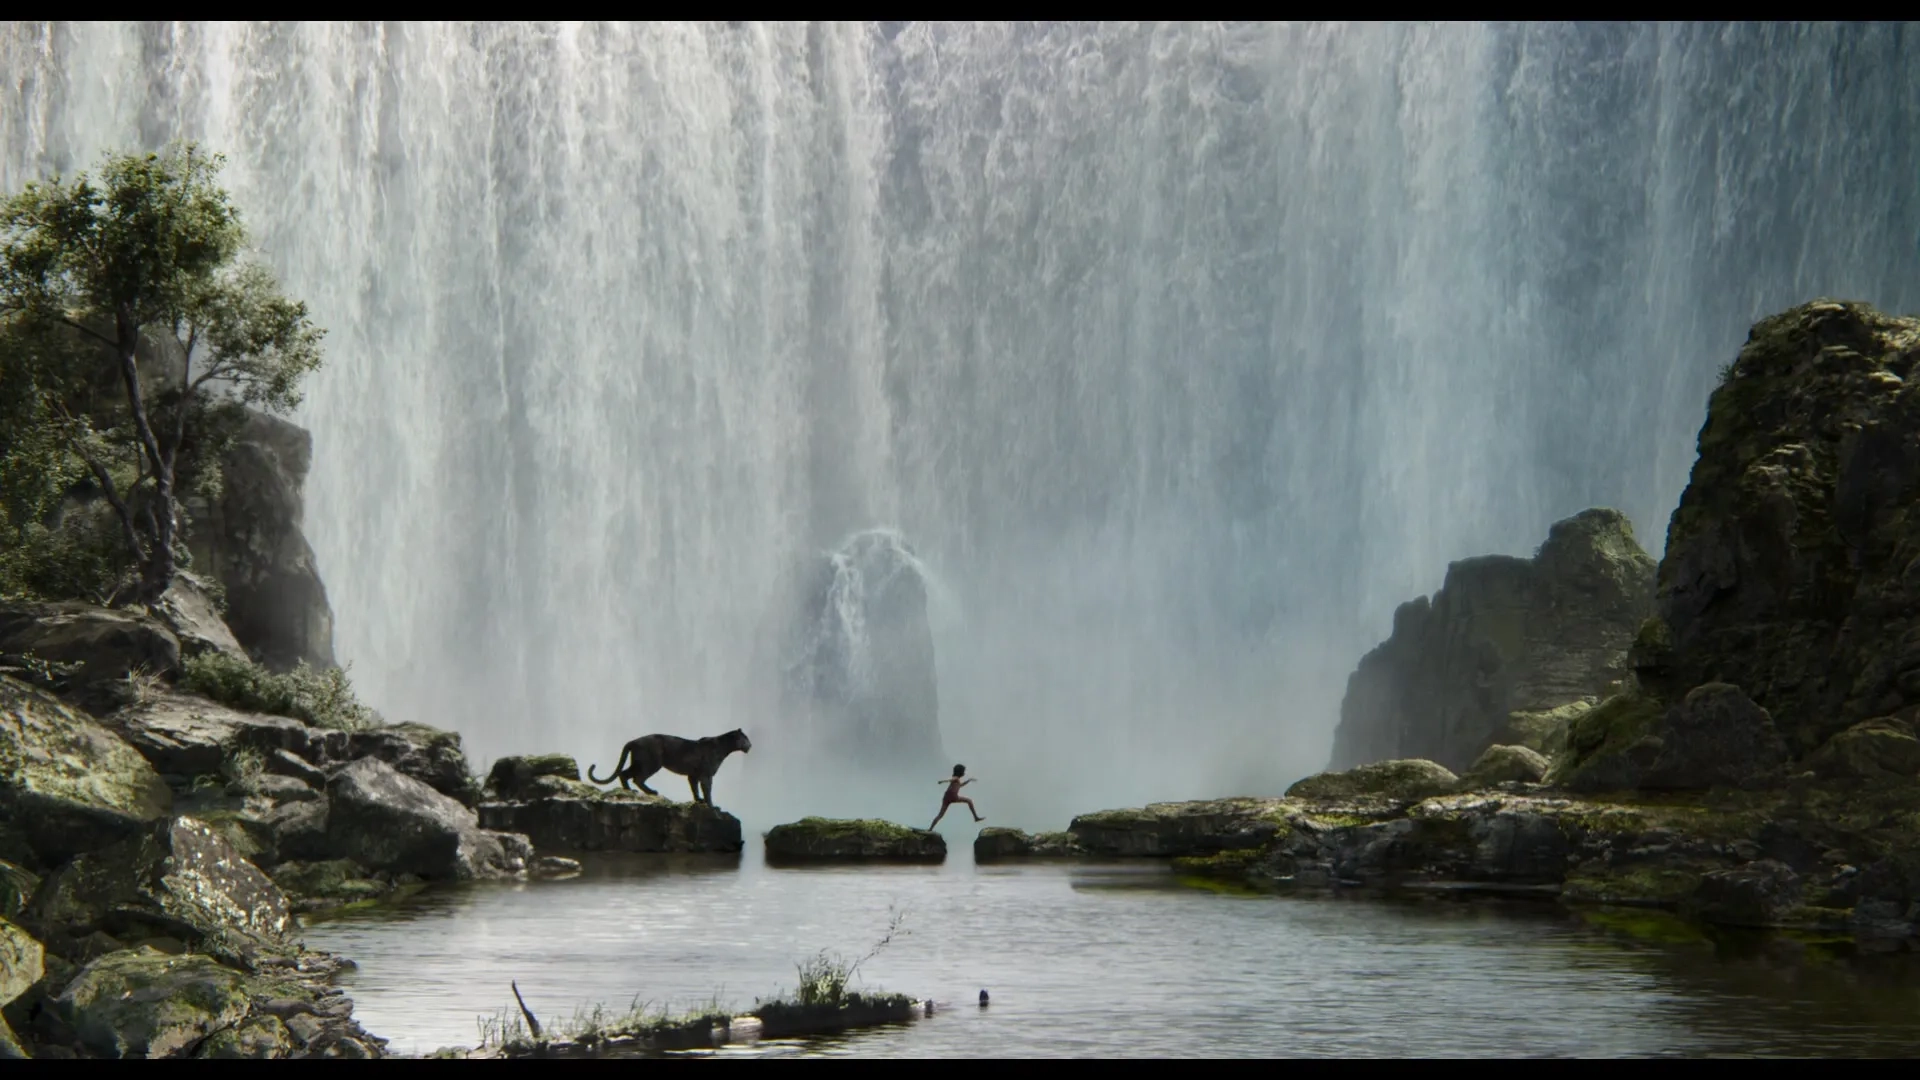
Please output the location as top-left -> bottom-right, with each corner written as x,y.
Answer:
5,22 -> 1918,831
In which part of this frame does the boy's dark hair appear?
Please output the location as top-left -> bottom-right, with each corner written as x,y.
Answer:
952,764 -> 966,777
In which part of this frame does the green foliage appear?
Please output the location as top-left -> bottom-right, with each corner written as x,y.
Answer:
0,142 -> 324,600
178,651 -> 377,732
787,905 -> 909,1008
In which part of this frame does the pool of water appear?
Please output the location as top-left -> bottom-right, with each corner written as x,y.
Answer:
303,843 -> 1920,1058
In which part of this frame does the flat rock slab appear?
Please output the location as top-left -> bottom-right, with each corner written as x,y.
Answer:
762,818 -> 945,862
1068,797 -> 1292,857
106,692 -> 319,780
972,827 -> 1083,860
478,779 -> 743,854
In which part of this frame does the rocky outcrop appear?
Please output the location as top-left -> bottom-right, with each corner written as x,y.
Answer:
0,677 -> 172,869
150,574 -> 247,664
1285,760 -> 1460,803
483,754 -> 582,800
477,776 -> 744,855
779,530 -> 945,772
341,724 -> 478,806
1329,508 -> 1657,773
105,692 -> 320,782
1546,683 -> 1790,793
972,827 -> 1082,860
1458,744 -> 1550,788
324,759 -> 526,882
762,818 -> 945,862
22,817 -> 293,969
182,409 -> 335,674
1068,798 -> 1292,858
0,603 -> 183,713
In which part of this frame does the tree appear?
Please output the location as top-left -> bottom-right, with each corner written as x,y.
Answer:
0,143 -> 324,602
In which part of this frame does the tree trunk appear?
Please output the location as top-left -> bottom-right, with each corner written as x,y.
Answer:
113,308 -> 178,603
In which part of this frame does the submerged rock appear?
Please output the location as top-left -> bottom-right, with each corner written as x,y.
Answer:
762,818 -> 945,862
324,758 -> 524,881
1329,508 -> 1656,773
972,827 -> 1083,860
1068,798 -> 1291,858
0,676 -> 172,869
1285,760 -> 1459,804
24,816 -> 292,968
477,780 -> 743,855
1684,859 -> 1804,928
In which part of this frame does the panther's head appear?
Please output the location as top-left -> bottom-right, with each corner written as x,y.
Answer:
728,728 -> 752,753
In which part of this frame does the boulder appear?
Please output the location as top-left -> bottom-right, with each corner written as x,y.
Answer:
1684,860 -> 1804,927
24,816 -> 292,967
1547,684 -> 1789,792
762,818 -> 945,862
972,827 -> 1082,860
0,861 -> 38,919
1654,301 -> 1920,752
148,573 -> 247,663
341,723 -> 478,806
1285,760 -> 1459,804
49,946 -> 252,1058
1499,700 -> 1593,759
181,409 -> 335,674
1458,744 -> 1550,788
104,691 -> 319,780
1328,508 -> 1656,772
265,859 -> 396,915
324,758 -> 517,881
1069,798 -> 1291,858
0,918 -> 44,1007
0,676 -> 172,868
1807,718 -> 1920,781
0,602 -> 182,712
477,780 -> 743,854
483,754 -> 581,801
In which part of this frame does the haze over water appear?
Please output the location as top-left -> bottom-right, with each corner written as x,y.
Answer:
4,22 -> 1917,828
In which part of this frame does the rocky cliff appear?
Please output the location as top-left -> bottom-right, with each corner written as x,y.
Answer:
1328,508 -> 1657,773
1642,300 -> 1920,756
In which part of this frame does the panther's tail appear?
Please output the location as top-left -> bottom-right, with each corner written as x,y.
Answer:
588,743 -> 630,786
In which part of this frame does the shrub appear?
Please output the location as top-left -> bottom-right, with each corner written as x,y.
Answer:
179,651 -> 378,731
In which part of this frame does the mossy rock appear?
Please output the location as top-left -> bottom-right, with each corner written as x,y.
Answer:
51,946 -> 252,1058
1807,718 -> 1920,781
1285,760 -> 1459,803
0,676 -> 173,867
1502,700 -> 1593,758
266,858 -> 394,913
1458,744 -> 1550,788
484,754 -> 581,800
1170,848 -> 1267,879
1068,798 -> 1291,857
762,818 -> 945,862
1543,691 -> 1667,790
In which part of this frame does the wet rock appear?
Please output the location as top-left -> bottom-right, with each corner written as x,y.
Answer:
25,816 -> 292,968
104,691 -> 317,780
325,758 -> 515,880
477,780 -> 744,854
483,754 -> 581,801
763,818 -> 945,861
0,676 -> 172,868
0,918 -> 45,1007
0,602 -> 182,711
1807,718 -> 1920,780
1458,744 -> 1550,787
1685,860 -> 1804,927
149,572 -> 247,663
195,1014 -> 294,1059
341,723 -> 479,806
1286,760 -> 1459,804
1070,798 -> 1290,857
51,946 -> 251,1058
531,856 -> 581,877
0,861 -> 39,919
264,860 -> 394,914
1329,508 -> 1656,772
1548,684 -> 1789,792
181,408 -> 335,674
1655,301 -> 1920,752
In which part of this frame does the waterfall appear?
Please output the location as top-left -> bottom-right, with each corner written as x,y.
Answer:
5,22 -> 1917,826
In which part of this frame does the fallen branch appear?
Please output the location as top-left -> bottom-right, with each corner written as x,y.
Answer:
511,980 -> 545,1040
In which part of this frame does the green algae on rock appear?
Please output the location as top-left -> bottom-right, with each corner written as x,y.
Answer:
762,818 -> 945,862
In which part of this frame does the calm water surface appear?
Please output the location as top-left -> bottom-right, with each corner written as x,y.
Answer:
303,842 -> 1920,1058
